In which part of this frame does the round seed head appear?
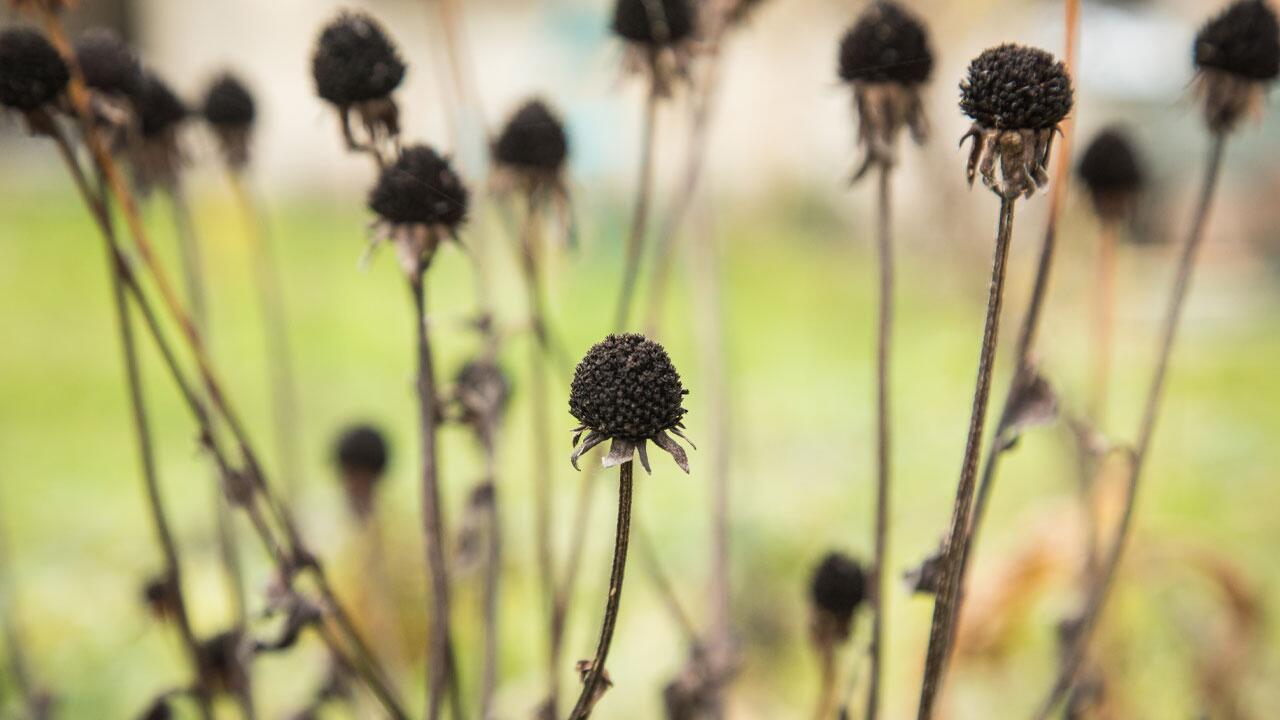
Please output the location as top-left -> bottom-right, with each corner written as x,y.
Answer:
809,551 -> 866,623
134,71 -> 187,138
456,359 -> 511,429
1194,0 -> 1280,81
335,424 -> 389,478
960,44 -> 1073,130
612,0 -> 695,46
0,27 -> 69,111
202,72 -> 255,129
569,333 -> 688,441
1077,126 -> 1145,217
494,98 -> 569,173
74,28 -> 142,97
369,145 -> 469,228
838,1 -> 934,86
312,11 -> 406,106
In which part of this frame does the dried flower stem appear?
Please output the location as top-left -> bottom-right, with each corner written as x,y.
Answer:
1037,132 -> 1227,719
916,196 -> 1017,720
866,163 -> 893,720
479,480 -> 501,720
613,71 -> 661,330
813,640 -> 838,720
569,460 -> 635,720
1089,221 -> 1118,424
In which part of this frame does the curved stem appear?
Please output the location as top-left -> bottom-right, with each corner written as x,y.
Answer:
613,75 -> 661,331
1036,132 -> 1226,719
568,462 -> 635,720
866,163 -> 893,720
916,197 -> 1017,720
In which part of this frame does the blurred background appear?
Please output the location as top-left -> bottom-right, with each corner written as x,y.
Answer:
2,0 -> 1280,717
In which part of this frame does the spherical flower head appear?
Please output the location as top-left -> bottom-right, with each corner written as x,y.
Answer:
569,333 -> 692,473
455,359 -> 510,449
494,99 -> 569,173
1077,127 -> 1145,221
838,1 -> 933,86
1195,0 -> 1280,81
809,551 -> 866,644
611,0 -> 694,46
134,71 -> 187,139
74,28 -> 142,97
960,44 -> 1072,131
0,27 -> 69,112
312,11 -> 406,107
368,145 -> 469,228
335,424 -> 389,478
202,72 -> 255,130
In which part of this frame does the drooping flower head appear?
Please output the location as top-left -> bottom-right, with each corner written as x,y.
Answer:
74,28 -> 142,97
202,72 -> 255,171
1192,0 -> 1280,132
368,145 -> 469,274
808,551 -> 866,646
0,27 -> 69,115
836,1 -> 933,180
960,44 -> 1073,199
129,70 -> 189,193
454,358 -> 510,452
312,11 -> 406,149
611,0 -> 696,94
334,424 -> 389,520
569,333 -> 692,473
1077,126 -> 1146,222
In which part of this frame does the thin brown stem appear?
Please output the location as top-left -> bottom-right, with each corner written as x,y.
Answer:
916,197 -> 1017,720
568,461 -> 635,720
613,73 -> 661,330
1036,132 -> 1227,719
479,476 -> 501,720
867,163 -> 893,720
1089,221 -> 1118,425
814,641 -> 838,720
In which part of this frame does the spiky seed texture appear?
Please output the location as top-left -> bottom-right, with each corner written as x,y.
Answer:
74,28 -> 142,97
569,334 -> 688,441
838,1 -> 934,86
810,551 -> 866,625
611,0 -> 695,46
368,145 -> 469,228
134,71 -> 187,138
202,72 -> 255,129
312,12 -> 406,106
335,424 -> 389,478
494,99 -> 569,173
1195,0 -> 1280,80
0,28 -> 69,111
960,44 -> 1073,130
1077,127 -> 1145,219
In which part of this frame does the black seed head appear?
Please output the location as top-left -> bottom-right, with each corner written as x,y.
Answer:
134,71 -> 187,138
202,72 -> 255,129
312,12 -> 406,106
74,28 -> 142,97
838,1 -> 934,86
1077,126 -> 1145,217
960,44 -> 1073,130
494,99 -> 569,173
809,552 -> 866,623
368,145 -> 469,228
569,333 -> 688,441
335,424 -> 389,478
612,0 -> 695,46
1195,0 -> 1280,81
0,28 -> 69,111
456,359 -> 511,426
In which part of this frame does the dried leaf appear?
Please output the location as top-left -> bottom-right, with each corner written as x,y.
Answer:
904,550 -> 945,596
997,368 -> 1059,451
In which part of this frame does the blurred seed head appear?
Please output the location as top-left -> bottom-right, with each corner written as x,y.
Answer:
809,551 -> 866,646
494,98 -> 569,175
202,72 -> 255,170
128,70 -> 189,194
74,28 -> 142,98
612,0 -> 694,46
1077,126 -> 1146,222
197,630 -> 250,696
334,424 -> 389,521
369,145 -> 469,274
454,358 -> 510,451
0,27 -> 69,113
1192,0 -> 1280,132
312,11 -> 404,147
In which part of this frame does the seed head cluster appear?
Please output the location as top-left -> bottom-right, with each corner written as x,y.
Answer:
569,334 -> 688,441
312,12 -> 406,107
0,28 -> 69,111
960,44 -> 1073,130
838,1 -> 933,86
368,145 -> 469,228
1194,0 -> 1280,80
134,72 -> 188,138
1077,127 -> 1145,216
74,28 -> 142,97
494,99 -> 569,173
202,73 -> 255,130
611,0 -> 695,46
810,552 -> 866,620
336,425 -> 389,478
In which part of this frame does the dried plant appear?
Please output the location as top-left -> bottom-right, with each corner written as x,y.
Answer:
807,552 -> 867,720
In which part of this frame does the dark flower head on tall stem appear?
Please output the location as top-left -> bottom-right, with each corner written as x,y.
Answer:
202,71 -> 255,171
1192,0 -> 1280,132
312,11 -> 406,150
808,551 -> 866,646
837,1 -> 933,180
492,98 -> 569,190
334,424 -> 389,520
453,358 -> 511,452
368,144 -> 469,275
1077,126 -> 1146,222
959,44 -> 1073,199
611,0 -> 696,95
0,27 -> 69,118
569,333 -> 692,473
74,28 -> 143,136
129,70 -> 189,194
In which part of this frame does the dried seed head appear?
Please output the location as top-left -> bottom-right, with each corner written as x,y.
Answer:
809,551 -> 866,645
202,72 -> 254,130
455,359 -> 510,449
368,145 -> 469,228
134,71 -> 187,139
74,28 -> 142,97
0,27 -> 69,112
494,99 -> 569,173
197,630 -> 249,695
1077,126 -> 1145,221
837,1 -> 933,86
1195,0 -> 1280,80
960,44 -> 1073,131
312,11 -> 406,107
335,424 -> 389,478
612,0 -> 695,45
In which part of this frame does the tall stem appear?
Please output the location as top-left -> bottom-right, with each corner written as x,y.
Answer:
479,458 -> 501,720
1036,133 -> 1227,719
813,641 -> 838,720
916,197 -> 1017,720
613,75 -> 661,330
866,163 -> 893,720
568,461 -> 635,720
1089,221 -> 1118,424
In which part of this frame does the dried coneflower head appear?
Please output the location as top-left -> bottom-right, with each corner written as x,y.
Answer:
312,11 -> 406,147
809,551 -> 866,646
129,70 -> 188,193
0,27 -> 69,116
492,99 -> 569,188
335,424 -> 389,520
454,359 -> 510,451
201,72 -> 255,171
569,333 -> 692,473
1077,127 -> 1145,222
368,145 -> 469,274
1193,0 -> 1280,132
837,0 -> 933,179
960,44 -> 1073,199
611,0 -> 696,94
74,28 -> 141,97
